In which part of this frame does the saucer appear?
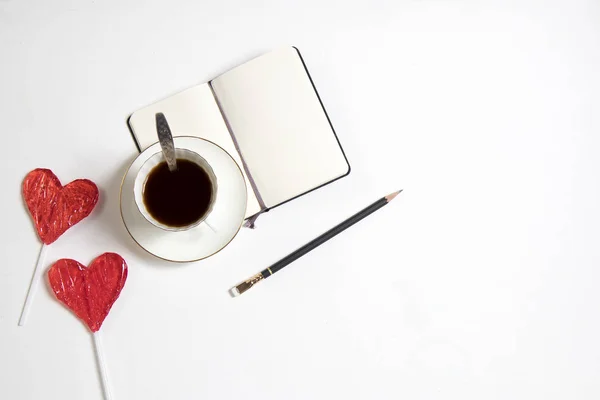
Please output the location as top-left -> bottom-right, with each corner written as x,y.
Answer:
120,136 -> 247,262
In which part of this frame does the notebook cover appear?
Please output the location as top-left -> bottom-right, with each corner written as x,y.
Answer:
126,47 -> 351,216
260,47 -> 350,212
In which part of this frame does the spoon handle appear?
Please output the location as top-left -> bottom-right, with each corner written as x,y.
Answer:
155,113 -> 177,172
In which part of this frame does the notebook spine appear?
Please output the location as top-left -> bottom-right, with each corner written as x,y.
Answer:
208,82 -> 267,228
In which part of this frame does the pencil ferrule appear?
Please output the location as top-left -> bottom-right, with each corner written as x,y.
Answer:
235,273 -> 264,295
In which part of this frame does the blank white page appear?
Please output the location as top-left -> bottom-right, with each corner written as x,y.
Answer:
128,83 -> 261,218
210,47 -> 349,208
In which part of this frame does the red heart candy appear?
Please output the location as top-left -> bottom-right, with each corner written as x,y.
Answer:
47,253 -> 128,332
22,169 -> 99,244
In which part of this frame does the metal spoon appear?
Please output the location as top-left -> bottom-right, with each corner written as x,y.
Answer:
155,112 -> 177,172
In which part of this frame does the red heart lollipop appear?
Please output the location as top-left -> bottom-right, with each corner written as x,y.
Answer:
23,168 -> 99,245
47,253 -> 128,332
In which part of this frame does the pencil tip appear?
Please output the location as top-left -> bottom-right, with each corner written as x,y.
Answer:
385,190 -> 403,202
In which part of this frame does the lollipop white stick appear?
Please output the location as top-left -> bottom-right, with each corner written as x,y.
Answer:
93,332 -> 113,400
18,243 -> 48,326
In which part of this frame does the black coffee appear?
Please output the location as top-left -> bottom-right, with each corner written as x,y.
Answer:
143,159 -> 213,227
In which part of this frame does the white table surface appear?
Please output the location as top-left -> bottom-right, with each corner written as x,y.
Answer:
2,1 -> 599,399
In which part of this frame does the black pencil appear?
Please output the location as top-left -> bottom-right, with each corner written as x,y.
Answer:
230,190 -> 402,296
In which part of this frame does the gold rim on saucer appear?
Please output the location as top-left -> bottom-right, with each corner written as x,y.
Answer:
119,136 -> 248,263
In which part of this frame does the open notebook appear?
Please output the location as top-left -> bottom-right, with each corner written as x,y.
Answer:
128,47 -> 350,225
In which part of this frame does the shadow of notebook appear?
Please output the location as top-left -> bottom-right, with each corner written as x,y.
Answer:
128,47 -> 350,226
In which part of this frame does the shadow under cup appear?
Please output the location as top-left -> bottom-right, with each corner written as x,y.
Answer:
133,149 -> 218,231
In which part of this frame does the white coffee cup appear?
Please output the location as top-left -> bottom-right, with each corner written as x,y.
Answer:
133,148 -> 218,231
